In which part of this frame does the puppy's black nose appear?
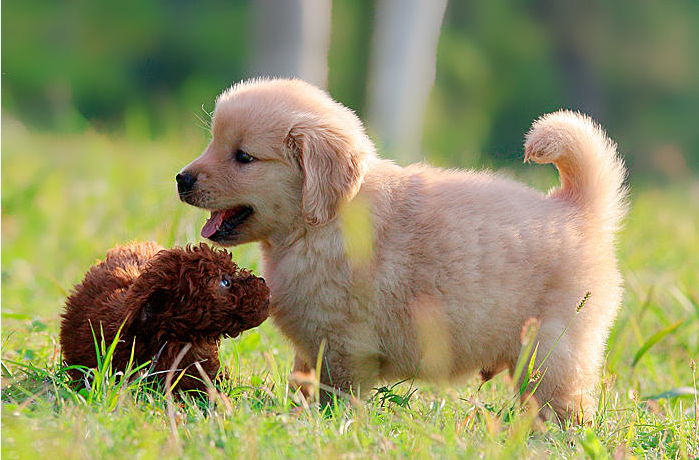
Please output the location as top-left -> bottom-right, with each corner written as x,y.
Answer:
176,172 -> 197,195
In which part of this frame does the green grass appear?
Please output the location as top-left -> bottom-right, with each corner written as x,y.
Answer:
2,117 -> 698,459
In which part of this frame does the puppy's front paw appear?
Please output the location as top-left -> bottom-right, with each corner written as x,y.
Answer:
289,369 -> 317,402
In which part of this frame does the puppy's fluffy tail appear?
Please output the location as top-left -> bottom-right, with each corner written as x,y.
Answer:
524,110 -> 628,235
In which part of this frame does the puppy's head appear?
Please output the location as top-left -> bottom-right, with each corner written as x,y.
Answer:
177,78 -> 376,246
127,243 -> 270,341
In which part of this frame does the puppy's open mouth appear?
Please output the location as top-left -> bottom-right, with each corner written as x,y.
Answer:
201,206 -> 253,240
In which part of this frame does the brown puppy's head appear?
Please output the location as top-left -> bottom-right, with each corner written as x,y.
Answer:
126,243 -> 269,341
177,78 -> 376,246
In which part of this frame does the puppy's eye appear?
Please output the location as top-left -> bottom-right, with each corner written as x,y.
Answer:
234,150 -> 254,164
219,278 -> 231,289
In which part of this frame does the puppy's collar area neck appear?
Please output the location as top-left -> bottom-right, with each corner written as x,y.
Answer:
263,225 -> 310,251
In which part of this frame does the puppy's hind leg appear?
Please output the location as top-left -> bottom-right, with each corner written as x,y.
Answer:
514,324 -> 599,425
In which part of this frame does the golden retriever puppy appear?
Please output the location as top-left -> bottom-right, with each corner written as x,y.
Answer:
177,78 -> 627,422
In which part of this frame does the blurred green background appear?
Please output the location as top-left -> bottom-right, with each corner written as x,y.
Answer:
3,0 -> 698,177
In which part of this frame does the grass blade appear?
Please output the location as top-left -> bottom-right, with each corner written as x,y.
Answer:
2,361 -> 14,378
98,318 -> 129,378
631,320 -> 683,368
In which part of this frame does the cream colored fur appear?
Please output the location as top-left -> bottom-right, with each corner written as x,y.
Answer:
180,78 -> 628,422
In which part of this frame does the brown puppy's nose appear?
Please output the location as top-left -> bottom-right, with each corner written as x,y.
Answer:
176,172 -> 197,196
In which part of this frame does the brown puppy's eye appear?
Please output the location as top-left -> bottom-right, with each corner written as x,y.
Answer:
234,150 -> 254,164
219,277 -> 231,289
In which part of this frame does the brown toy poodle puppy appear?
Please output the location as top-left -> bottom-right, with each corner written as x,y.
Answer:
60,241 -> 269,393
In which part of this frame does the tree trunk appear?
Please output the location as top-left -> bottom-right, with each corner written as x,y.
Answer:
366,0 -> 448,162
251,0 -> 332,88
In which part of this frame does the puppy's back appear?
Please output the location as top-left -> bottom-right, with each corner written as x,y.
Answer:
60,242 -> 164,368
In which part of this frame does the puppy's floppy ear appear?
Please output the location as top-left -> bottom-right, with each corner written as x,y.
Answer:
132,288 -> 169,327
125,263 -> 174,328
138,292 -> 161,323
286,122 -> 365,226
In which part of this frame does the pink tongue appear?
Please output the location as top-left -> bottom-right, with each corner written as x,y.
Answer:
201,210 -> 229,238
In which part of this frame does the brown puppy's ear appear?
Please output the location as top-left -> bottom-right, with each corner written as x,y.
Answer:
137,292 -> 164,324
286,123 -> 365,226
125,270 -> 171,329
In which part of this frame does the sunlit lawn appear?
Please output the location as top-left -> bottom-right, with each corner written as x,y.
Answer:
2,117 -> 698,459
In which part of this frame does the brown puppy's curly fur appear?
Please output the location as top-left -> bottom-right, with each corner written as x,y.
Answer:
60,242 -> 269,393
